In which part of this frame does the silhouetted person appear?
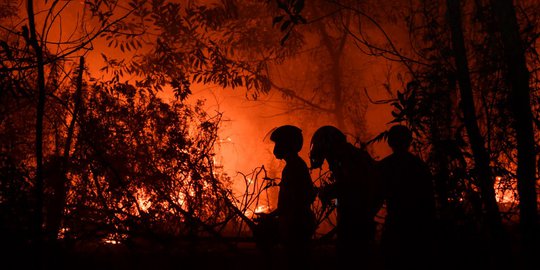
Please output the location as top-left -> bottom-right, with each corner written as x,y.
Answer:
310,126 -> 383,269
378,125 -> 436,270
263,125 -> 316,270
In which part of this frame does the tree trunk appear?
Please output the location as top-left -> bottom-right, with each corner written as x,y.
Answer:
490,0 -> 538,265
27,0 -> 45,251
43,57 -> 86,242
319,23 -> 348,131
446,0 -> 504,240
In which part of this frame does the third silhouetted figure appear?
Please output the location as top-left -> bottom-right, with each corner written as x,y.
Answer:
378,125 -> 436,270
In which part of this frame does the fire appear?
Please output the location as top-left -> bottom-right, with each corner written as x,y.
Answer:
494,176 -> 517,204
176,191 -> 186,207
244,210 -> 254,217
57,227 -> 68,240
254,205 -> 271,214
102,233 -> 127,245
103,238 -> 121,245
135,189 -> 152,213
243,205 -> 271,218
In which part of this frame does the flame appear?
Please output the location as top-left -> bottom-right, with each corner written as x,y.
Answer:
243,205 -> 272,218
57,227 -> 68,239
244,210 -> 254,218
176,191 -> 186,207
135,189 -> 152,213
494,176 -> 517,204
254,205 -> 271,214
103,239 -> 121,245
102,233 -> 127,245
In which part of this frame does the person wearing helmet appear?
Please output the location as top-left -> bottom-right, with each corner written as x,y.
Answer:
263,125 -> 316,269
378,125 -> 436,270
309,125 -> 383,269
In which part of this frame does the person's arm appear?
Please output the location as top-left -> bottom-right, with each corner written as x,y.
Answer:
265,208 -> 279,218
265,169 -> 288,218
318,179 -> 338,205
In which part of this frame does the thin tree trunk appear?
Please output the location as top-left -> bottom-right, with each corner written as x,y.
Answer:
63,57 -> 84,164
27,0 -> 45,250
43,56 -> 85,241
319,23 -> 347,130
446,0 -> 504,237
490,0 -> 538,265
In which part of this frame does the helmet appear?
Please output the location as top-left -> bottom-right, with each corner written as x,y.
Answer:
270,125 -> 303,153
387,125 -> 412,151
309,126 -> 346,169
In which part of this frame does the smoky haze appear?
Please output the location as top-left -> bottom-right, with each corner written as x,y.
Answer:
1,0 -> 411,235
69,0 -> 404,202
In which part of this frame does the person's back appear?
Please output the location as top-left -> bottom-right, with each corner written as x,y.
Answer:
310,126 -> 383,269
379,151 -> 434,230
378,125 -> 436,269
330,143 -> 381,239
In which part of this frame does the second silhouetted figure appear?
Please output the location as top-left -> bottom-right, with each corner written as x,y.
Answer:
310,125 -> 383,269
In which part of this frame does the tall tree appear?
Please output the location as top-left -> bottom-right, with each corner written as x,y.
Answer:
25,0 -> 46,250
446,0 -> 503,235
490,0 -> 538,264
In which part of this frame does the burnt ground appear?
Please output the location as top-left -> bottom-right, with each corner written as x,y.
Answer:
56,243 -> 342,270
1,227 -> 532,270
61,244 -> 329,270
2,240 -> 344,270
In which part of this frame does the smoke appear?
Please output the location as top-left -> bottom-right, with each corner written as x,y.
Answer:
16,0 -> 403,212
